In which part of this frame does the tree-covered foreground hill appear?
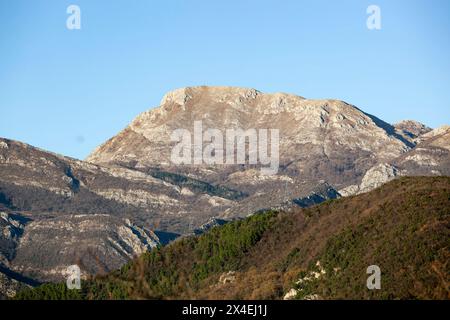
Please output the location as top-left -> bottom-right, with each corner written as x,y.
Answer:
15,177 -> 450,300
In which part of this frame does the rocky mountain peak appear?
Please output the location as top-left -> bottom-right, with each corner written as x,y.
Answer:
87,87 -> 411,174
394,120 -> 432,142
160,86 -> 263,106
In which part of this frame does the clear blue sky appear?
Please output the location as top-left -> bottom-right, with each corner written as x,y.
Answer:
1,0 -> 449,160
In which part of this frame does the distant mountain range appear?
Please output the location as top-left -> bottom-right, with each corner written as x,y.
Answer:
1,86 -> 449,298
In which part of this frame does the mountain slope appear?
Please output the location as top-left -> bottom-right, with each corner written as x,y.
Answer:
0,136 -> 255,233
394,120 -> 432,144
395,125 -> 450,176
340,125 -> 450,195
0,138 -> 169,286
15,176 -> 450,300
0,127 -> 340,289
86,86 -> 413,202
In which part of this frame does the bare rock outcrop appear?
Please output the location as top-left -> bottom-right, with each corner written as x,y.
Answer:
339,125 -> 450,196
86,86 -> 415,211
394,120 -> 432,143
358,163 -> 400,194
88,88 -> 411,186
12,214 -> 160,282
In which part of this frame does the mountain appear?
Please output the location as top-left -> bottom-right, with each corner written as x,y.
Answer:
0,137 -> 241,235
86,86 -> 423,214
1,86 -> 449,298
88,87 -> 412,188
14,177 -> 450,300
394,120 -> 432,143
0,139 -> 165,287
340,125 -> 450,195
395,125 -> 450,175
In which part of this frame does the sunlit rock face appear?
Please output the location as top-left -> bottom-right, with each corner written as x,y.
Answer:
86,86 -> 415,200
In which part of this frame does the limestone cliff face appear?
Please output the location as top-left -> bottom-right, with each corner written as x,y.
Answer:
89,87 -> 408,162
87,86 -> 414,197
12,214 -> 160,282
86,86 -> 449,200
